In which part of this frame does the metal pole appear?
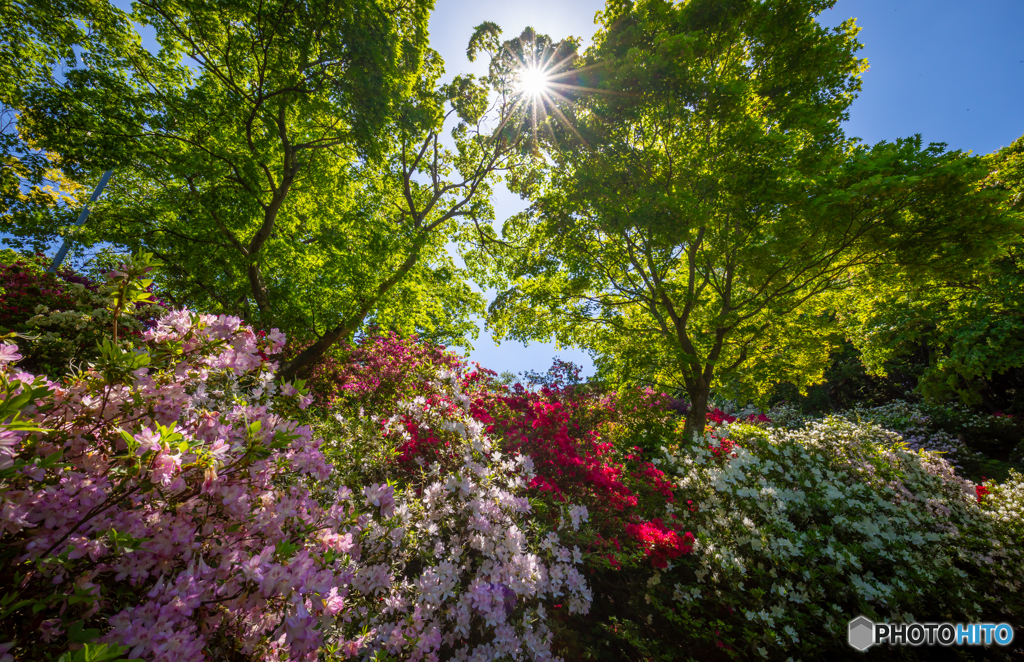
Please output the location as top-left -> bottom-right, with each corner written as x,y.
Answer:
47,169 -> 114,273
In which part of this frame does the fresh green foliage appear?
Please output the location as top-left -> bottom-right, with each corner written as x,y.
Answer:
476,0 -> 1017,440
8,0 -> 532,379
100,251 -> 161,343
56,641 -> 142,662
840,134 -> 1024,409
0,0 -> 132,239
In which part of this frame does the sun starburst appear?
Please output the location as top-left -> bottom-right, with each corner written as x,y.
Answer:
503,36 -> 614,150
517,67 -> 550,97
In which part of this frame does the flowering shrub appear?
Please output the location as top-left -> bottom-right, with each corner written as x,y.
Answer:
285,330 -> 462,410
705,407 -> 770,427
307,347 -> 694,659
0,251 -> 162,376
646,418 -> 1024,659
0,312 -> 591,661
475,383 -> 692,573
768,399 -> 1023,480
320,375 -> 594,661
307,356 -> 597,661
5,301 -> 1021,661
0,311 -> 344,661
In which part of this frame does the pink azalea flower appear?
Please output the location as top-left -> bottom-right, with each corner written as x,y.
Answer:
0,343 -> 22,364
134,427 -> 164,454
151,452 -> 181,486
323,587 -> 346,615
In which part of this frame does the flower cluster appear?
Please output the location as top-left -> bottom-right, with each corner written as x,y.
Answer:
650,417 -> 1024,658
624,519 -> 695,569
0,311 -> 352,661
0,253 -> 82,329
476,383 -> 694,571
700,400 -> 772,430
0,251 -> 163,376
0,307 -> 605,661
315,362 -> 594,661
766,399 -> 1020,476
285,330 -> 462,410
344,449 -> 592,661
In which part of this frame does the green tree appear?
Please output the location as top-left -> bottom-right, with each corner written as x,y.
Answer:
9,0 -> 540,377
0,0 -> 132,241
477,0 -> 1016,437
841,134 -> 1024,410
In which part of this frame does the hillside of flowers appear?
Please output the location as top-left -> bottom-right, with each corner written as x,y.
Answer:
0,255 -> 1021,661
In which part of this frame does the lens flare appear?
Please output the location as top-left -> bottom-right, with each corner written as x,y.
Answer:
518,67 -> 550,97
505,38 -> 607,149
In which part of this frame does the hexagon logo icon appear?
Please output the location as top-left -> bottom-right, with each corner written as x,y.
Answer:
848,616 -> 875,651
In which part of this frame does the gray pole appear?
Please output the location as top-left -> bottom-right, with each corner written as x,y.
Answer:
47,169 -> 114,273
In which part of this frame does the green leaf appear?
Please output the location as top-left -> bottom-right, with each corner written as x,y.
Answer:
56,641 -> 144,662
68,620 -> 101,644
274,538 -> 302,560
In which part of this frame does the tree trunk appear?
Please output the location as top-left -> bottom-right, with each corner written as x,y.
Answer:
276,319 -> 357,382
683,381 -> 710,441
247,263 -> 273,319
276,243 -> 424,383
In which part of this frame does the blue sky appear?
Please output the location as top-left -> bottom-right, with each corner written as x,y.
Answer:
430,0 -> 1024,377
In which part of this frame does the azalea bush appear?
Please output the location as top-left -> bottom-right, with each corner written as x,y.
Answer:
0,310 -> 595,661
478,383 -> 692,570
305,341 -> 703,659
2,279 -> 1021,661
643,417 -> 1024,660
0,311 -> 343,661
319,374 -> 594,662
308,338 -> 697,576
307,343 -> 598,661
0,251 -> 164,377
284,331 -> 463,411
768,399 -> 1024,480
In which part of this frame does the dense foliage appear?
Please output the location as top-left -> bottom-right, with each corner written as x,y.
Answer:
0,251 -> 163,376
2,0 -> 549,379
475,0 -> 1019,440
837,134 -> 1024,412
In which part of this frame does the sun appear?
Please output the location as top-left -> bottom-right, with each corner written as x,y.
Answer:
501,37 -> 602,148
517,66 -> 550,97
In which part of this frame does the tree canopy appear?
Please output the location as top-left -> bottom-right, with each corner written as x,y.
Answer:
6,0 -> 549,377
839,134 -> 1024,409
3,0 -> 1021,417
0,0 -> 133,234
476,0 -> 1018,436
